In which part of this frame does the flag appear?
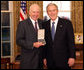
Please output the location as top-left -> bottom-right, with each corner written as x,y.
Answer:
20,1 -> 27,21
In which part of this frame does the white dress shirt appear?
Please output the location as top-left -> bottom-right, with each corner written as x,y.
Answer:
30,17 -> 39,29
50,17 -> 59,33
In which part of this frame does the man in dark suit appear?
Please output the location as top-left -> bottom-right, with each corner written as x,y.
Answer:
16,4 -> 44,69
43,3 -> 76,69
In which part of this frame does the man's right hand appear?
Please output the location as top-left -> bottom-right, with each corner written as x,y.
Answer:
43,58 -> 47,68
33,42 -> 44,48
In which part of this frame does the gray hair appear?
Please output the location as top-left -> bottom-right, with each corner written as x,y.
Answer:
46,3 -> 58,11
29,3 -> 41,11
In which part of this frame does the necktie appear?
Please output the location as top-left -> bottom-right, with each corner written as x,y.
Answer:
35,21 -> 38,32
51,22 -> 55,40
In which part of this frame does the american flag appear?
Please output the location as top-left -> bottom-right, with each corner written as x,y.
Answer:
20,1 -> 27,21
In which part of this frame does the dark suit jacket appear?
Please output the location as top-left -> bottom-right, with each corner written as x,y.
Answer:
16,17 -> 43,69
42,17 -> 76,69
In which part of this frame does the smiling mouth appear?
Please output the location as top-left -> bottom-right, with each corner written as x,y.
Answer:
34,16 -> 38,18
50,16 -> 55,17
50,15 -> 55,16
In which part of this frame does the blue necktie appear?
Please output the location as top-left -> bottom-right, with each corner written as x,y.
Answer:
51,22 -> 55,40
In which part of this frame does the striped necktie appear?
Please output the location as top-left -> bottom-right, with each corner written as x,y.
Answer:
35,21 -> 38,32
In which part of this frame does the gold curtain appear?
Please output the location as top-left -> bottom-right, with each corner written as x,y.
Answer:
13,1 -> 21,60
71,1 -> 83,33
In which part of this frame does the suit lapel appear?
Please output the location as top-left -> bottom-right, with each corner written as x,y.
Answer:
47,20 -> 53,41
27,18 -> 36,34
27,18 -> 43,35
38,19 -> 42,29
54,17 -> 63,41
27,18 -> 42,30
48,19 -> 61,42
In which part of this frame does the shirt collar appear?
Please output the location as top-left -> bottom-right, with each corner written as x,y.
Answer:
30,17 -> 38,24
51,17 -> 59,24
